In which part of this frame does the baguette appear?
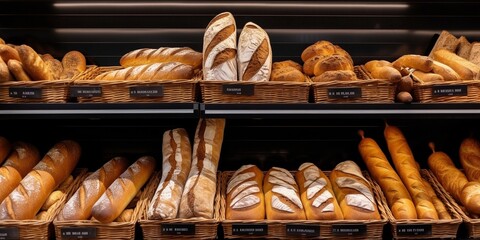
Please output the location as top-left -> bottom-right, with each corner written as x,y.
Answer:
0,58 -> 14,82
411,70 -> 444,83
0,142 -> 40,203
17,44 -> 53,81
428,30 -> 459,58
369,66 -> 402,82
148,128 -> 192,220
94,62 -> 194,81
0,140 -> 81,219
392,54 -> 433,73
120,47 -> 203,69
91,156 -> 156,223
0,136 -> 11,164
432,49 -> 480,80
431,60 -> 461,81
57,156 -> 129,220
459,137 -> 480,182
384,124 -> 438,219
421,177 -> 451,220
237,22 -> 272,82
7,59 -> 32,81
358,130 -> 417,219
0,44 -> 21,62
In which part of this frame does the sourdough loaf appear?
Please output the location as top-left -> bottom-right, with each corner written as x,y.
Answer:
237,22 -> 272,81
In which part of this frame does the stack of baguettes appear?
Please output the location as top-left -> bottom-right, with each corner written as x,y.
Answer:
224,160 -> 382,221
0,37 -> 87,82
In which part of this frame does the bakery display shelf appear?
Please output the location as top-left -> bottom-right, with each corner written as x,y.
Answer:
0,103 -> 200,119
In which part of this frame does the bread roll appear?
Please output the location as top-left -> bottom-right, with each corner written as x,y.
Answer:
421,178 -> 451,220
0,44 -> 20,63
226,165 -> 265,220
295,163 -> 343,220
115,209 -> 134,222
333,45 -> 354,65
148,128 -> 192,220
203,12 -> 237,81
412,70 -> 444,83
456,36 -> 472,59
459,137 -> 480,182
370,66 -> 402,82
92,156 -> 156,223
312,70 -> 357,82
384,124 -> 438,219
358,131 -> 416,219
270,66 -> 305,82
179,118 -> 225,219
0,58 -> 14,82
41,190 -> 64,211
431,60 -> 461,81
301,40 -> 336,62
432,49 -> 480,80
329,160 -> 381,220
303,55 -> 326,76
469,42 -> 480,66
365,60 -> 392,71
0,141 -> 40,203
58,156 -> 129,221
94,62 -> 194,81
428,30 -> 459,58
392,54 -> 433,73
0,136 -> 11,164
264,167 -> 305,220
0,140 -> 81,219
17,44 -> 53,81
120,47 -> 203,69
7,59 -> 32,81
237,22 -> 272,82
272,60 -> 302,72
313,54 -> 354,76
45,58 -> 63,80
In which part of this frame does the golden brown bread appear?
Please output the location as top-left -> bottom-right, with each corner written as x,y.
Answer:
115,209 -> 134,222
295,162 -> 343,220
0,38 -> 4,44
333,45 -> 354,64
392,54 -> 433,73
41,190 -> 64,211
456,36 -> 472,59
94,62 -> 194,81
0,136 -> 11,164
358,131 -> 417,220
301,40 -> 336,62
303,55 -> 327,76
91,156 -> 156,223
428,30 -> 459,58
17,44 -> 53,81
226,165 -> 265,220
7,59 -> 32,81
237,22 -> 272,81
365,60 -> 392,70
0,44 -> 20,63
264,167 -> 306,220
120,47 -> 203,69
431,60 -> 461,81
45,58 -> 63,80
0,58 -> 14,82
460,182 -> 480,215
384,125 -> 438,220
421,178 -> 451,220
270,66 -> 305,82
330,160 -> 381,220
412,70 -> 444,83
59,50 -> 86,79
148,128 -> 192,220
272,60 -> 303,72
313,54 -> 354,76
459,137 -> 480,182
370,66 -> 402,82
432,49 -> 480,80
312,70 -> 357,82
57,157 -> 129,220
0,140 -> 81,220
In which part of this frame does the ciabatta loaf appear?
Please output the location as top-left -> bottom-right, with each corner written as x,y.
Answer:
237,22 -> 272,81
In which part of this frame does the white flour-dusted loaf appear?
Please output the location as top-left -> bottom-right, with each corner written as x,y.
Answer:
202,12 -> 237,81
237,22 -> 272,81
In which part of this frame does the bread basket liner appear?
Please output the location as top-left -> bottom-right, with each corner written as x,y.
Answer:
138,171 -> 221,240
311,65 -> 396,103
220,170 -> 388,239
413,79 -> 480,103
0,168 -> 88,240
72,66 -> 198,103
425,169 -> 480,238
53,170 -> 159,240
378,169 -> 462,239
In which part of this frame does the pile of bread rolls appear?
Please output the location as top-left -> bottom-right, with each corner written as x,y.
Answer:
358,125 -> 452,220
0,138 -> 81,220
0,38 -> 87,82
225,160 -> 381,221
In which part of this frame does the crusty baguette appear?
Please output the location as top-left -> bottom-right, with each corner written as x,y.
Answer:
237,22 -> 272,82
0,136 -> 11,165
412,70 -> 444,83
17,44 -> 53,81
459,137 -> 480,182
7,59 -> 32,81
0,58 -> 14,82
120,47 -> 202,70
0,142 -> 40,203
148,128 -> 192,220
392,54 -> 433,73
431,60 -> 461,81
369,65 -> 402,82
94,62 -> 194,81
384,124 -> 438,220
421,178 -> 451,220
358,130 -> 417,219
0,44 -> 21,62
432,49 -> 480,80
428,30 -> 459,58
91,156 -> 156,223
57,156 -> 129,220
0,140 -> 81,219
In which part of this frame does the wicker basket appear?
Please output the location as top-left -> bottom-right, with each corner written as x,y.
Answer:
220,170 -> 388,239
0,79 -> 73,103
311,66 -> 396,103
0,168 -> 87,240
413,80 -> 480,103
379,169 -> 462,239
138,172 -> 221,240
72,66 -> 197,103
53,171 -> 159,240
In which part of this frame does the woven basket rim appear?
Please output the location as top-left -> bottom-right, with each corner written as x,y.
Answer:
414,79 -> 480,88
73,79 -> 198,85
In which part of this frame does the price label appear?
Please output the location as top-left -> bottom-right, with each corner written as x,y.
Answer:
222,84 -> 254,96
161,224 -> 195,235
432,84 -> 467,97
397,224 -> 432,236
327,87 -> 362,99
332,224 -> 367,235
60,227 -> 97,239
231,224 -> 267,236
8,87 -> 42,99
129,86 -> 164,97
0,227 -> 19,240
286,224 -> 319,237
69,86 -> 102,97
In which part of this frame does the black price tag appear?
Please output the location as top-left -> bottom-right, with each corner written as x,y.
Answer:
327,87 -> 362,99
222,84 -> 254,96
231,224 -> 267,236
397,224 -> 432,236
161,224 -> 195,235
332,224 -> 367,235
432,84 -> 467,97
8,87 -> 42,99
60,227 -> 97,239
0,227 -> 19,240
286,224 -> 320,237
129,86 -> 164,97
69,86 -> 102,97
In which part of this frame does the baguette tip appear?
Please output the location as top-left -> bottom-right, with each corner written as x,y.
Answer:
428,142 -> 436,153
358,129 -> 365,139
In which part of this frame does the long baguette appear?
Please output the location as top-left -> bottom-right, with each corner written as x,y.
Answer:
421,177 -> 451,220
459,137 -> 480,182
358,130 -> 417,219
384,124 -> 438,219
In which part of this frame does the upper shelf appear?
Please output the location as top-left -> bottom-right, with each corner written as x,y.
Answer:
2,102 -> 480,119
